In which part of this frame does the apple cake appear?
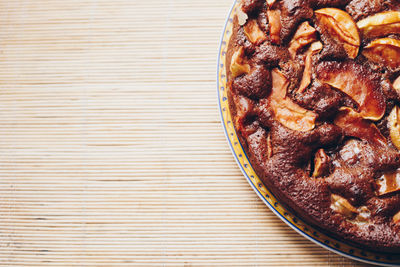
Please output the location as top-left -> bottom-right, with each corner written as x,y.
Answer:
226,0 -> 400,252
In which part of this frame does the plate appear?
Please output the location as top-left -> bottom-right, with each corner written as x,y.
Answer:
217,1 -> 400,266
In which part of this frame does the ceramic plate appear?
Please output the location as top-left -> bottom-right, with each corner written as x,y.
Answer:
217,1 -> 400,265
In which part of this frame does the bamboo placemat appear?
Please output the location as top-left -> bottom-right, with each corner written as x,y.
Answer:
0,1 -> 375,266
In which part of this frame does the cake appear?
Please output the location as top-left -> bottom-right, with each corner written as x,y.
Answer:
226,0 -> 400,252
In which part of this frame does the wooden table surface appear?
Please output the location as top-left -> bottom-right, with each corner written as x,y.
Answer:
0,1 -> 375,266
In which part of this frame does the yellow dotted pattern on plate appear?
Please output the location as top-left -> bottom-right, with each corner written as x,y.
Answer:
218,2 -> 400,264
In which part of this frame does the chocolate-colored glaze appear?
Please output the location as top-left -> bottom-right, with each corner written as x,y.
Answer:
227,0 -> 400,252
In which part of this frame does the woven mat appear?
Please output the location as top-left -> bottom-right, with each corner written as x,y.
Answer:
0,1 -> 374,266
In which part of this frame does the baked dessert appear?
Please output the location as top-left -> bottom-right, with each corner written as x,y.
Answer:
226,0 -> 400,252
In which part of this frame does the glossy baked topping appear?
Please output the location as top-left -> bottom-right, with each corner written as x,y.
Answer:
226,0 -> 400,252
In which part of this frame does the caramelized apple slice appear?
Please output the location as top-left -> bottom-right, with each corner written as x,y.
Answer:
331,194 -> 358,218
298,42 -> 323,93
230,47 -> 250,78
317,61 -> 386,121
243,19 -> 267,44
270,69 -> 317,132
357,11 -> 400,39
288,22 -> 318,58
312,148 -> 330,177
376,170 -> 400,196
394,211 -> 400,224
315,8 -> 360,59
355,206 -> 371,223
267,9 -> 282,45
334,107 -> 387,146
237,5 -> 248,26
388,106 -> 400,150
363,38 -> 400,69
394,76 -> 400,92
266,0 -> 276,7
271,69 -> 288,99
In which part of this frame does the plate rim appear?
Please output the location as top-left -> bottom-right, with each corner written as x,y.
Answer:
217,1 -> 400,266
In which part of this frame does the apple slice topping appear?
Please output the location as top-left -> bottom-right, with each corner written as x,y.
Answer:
243,19 -> 267,44
394,76 -> 400,93
355,206 -> 371,223
267,9 -> 282,45
298,41 -> 323,93
331,194 -> 358,218
288,22 -> 318,58
357,11 -> 400,39
312,148 -> 330,177
388,106 -> 400,150
331,194 -> 372,223
315,8 -> 360,59
376,170 -> 400,196
317,61 -> 386,121
237,5 -> 249,26
394,211 -> 400,224
334,107 -> 387,146
270,69 -> 317,132
266,0 -> 276,7
363,38 -> 400,69
230,47 -> 250,78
